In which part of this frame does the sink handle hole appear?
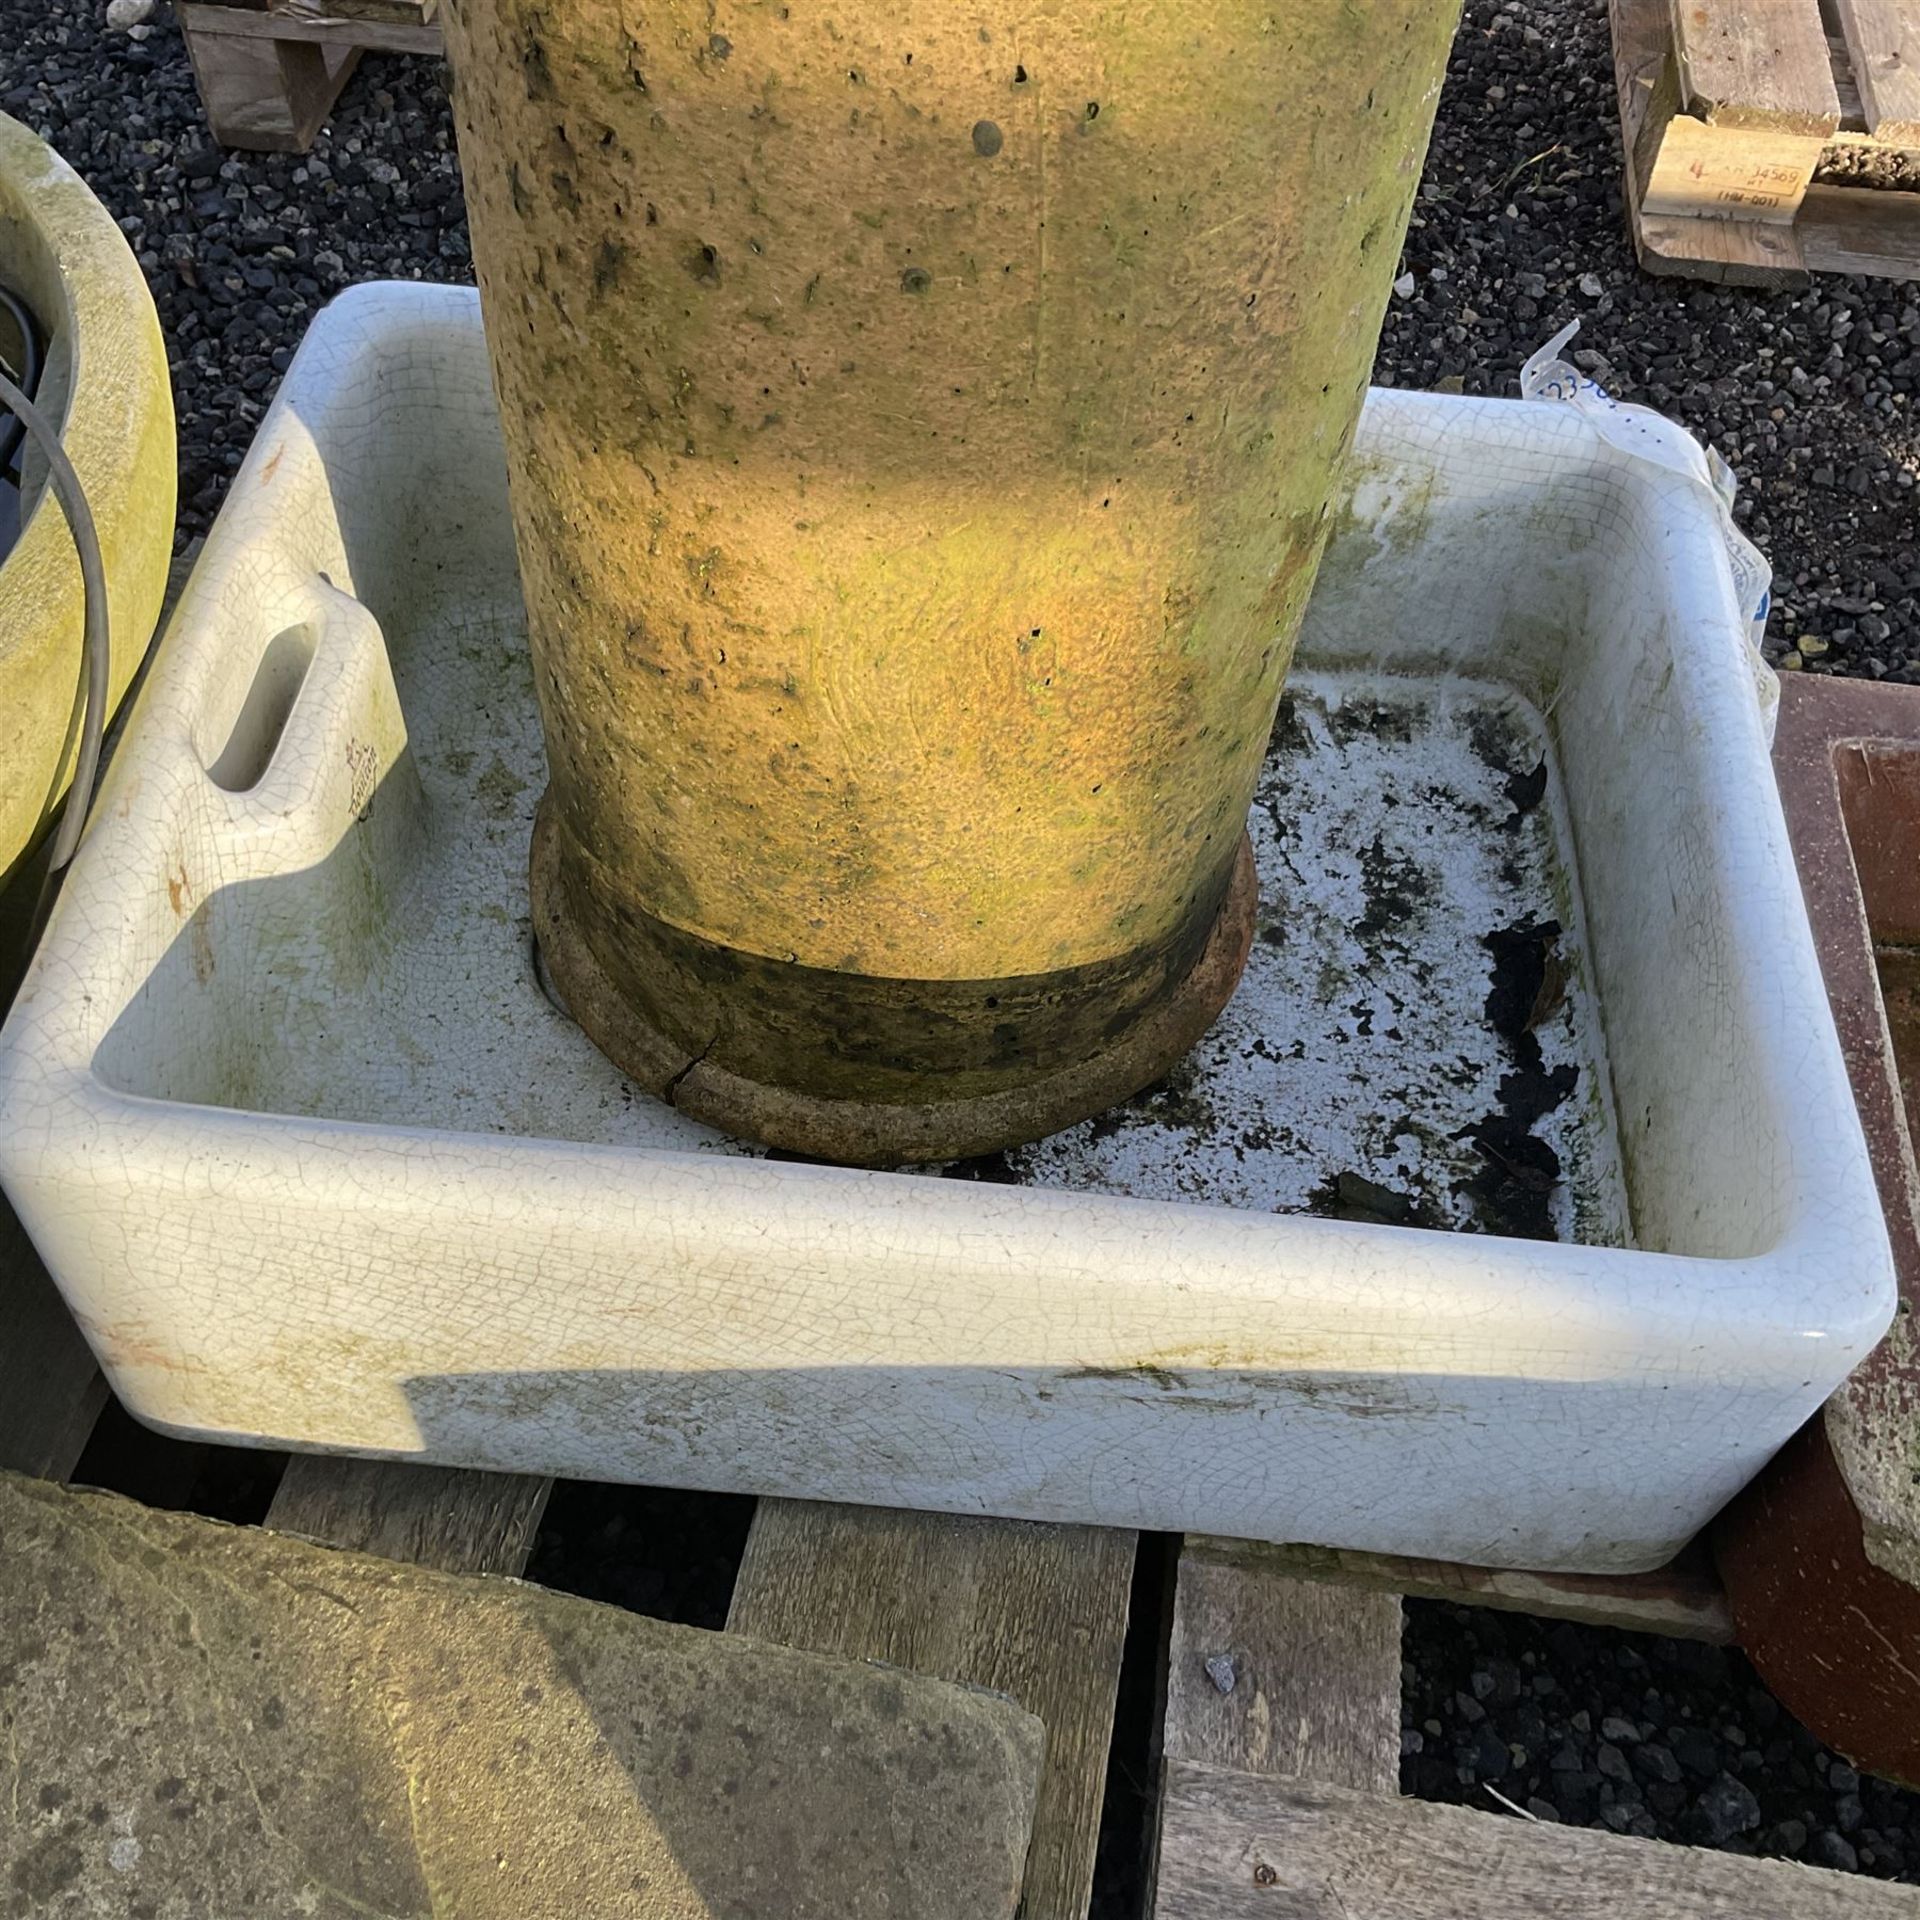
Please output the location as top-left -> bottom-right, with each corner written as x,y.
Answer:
206,622 -> 319,793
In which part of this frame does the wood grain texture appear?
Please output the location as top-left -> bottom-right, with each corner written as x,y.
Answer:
1667,0 -> 1840,132
180,3 -> 438,58
0,1201 -> 106,1481
1163,1541 -> 1401,1794
180,19 -> 364,151
266,1456 -> 551,1576
1632,206 -> 1811,280
1612,0 -> 1815,282
1253,1539 -> 1734,1644
1831,0 -> 1920,143
1152,1764 -> 1920,1918
271,0 -> 438,28
1801,181 -> 1920,278
1641,116 -> 1825,221
728,1501 -> 1135,1920
1615,0 -> 1824,222
1625,182 -> 1920,287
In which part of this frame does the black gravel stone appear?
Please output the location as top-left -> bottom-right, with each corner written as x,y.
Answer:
1674,1725 -> 1726,1779
1405,1603 -> 1920,1881
1692,1772 -> 1763,1845
1820,1832 -> 1863,1873
0,3 -> 469,558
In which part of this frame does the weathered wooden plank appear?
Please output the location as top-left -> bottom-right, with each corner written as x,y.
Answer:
1667,0 -> 1841,133
1831,0 -> 1920,144
1800,180 -> 1920,278
1642,116 -> 1826,221
0,1200 -> 107,1481
1632,206 -> 1812,281
271,0 -> 437,28
1612,0 -> 1815,281
1254,1538 -> 1735,1644
1163,1540 -> 1401,1794
1153,1764 -> 1920,1917
1617,0 -> 1826,222
728,1500 -> 1135,1920
180,17 -> 364,152
180,2 -> 441,55
267,1455 -> 551,1576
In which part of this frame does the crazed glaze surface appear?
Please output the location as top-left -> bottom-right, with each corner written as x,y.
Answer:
0,287 -> 1894,1572
0,113 -> 175,889
439,0 -> 1458,1122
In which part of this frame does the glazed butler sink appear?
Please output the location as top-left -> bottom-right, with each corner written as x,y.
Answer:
0,284 -> 1893,1572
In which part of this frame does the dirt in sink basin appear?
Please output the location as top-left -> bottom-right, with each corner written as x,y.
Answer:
944,673 -> 1631,1250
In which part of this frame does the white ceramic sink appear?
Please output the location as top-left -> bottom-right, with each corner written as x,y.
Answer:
0,283 -> 1892,1571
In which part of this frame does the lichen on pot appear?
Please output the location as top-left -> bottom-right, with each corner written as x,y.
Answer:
441,0 -> 1460,1161
0,113 -> 175,897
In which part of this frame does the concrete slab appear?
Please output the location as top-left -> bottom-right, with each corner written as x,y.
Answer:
0,1472 -> 1042,1919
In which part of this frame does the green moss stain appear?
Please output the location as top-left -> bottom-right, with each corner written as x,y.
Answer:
445,0 -> 1461,1110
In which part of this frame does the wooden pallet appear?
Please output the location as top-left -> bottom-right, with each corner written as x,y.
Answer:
12,1224 -> 1910,1917
178,0 -> 442,153
1611,0 -> 1920,284
1152,1544 -> 1920,1918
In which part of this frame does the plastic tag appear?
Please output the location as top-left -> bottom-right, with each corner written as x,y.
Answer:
1521,321 -> 1778,739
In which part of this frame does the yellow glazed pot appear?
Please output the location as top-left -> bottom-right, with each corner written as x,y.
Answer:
443,0 -> 1456,1162
0,112 -> 176,891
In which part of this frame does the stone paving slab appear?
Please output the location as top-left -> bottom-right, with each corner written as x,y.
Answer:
0,1471 -> 1042,1919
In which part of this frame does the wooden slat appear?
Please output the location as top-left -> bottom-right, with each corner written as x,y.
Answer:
1152,1764 -> 1920,1919
728,1501 -> 1135,1920
1613,0 -> 1815,280
181,17 -> 364,151
179,1 -> 441,54
271,0 -> 438,27
1642,116 -> 1826,221
1667,0 -> 1842,133
0,1201 -> 108,1482
1162,1540 -> 1401,1795
1633,206 -> 1813,280
1617,0 -> 1684,177
1638,179 -> 1920,288
266,1455 -> 551,1576
1801,178 -> 1920,275
1620,0 -> 1827,222
1831,0 -> 1920,143
1252,1539 -> 1734,1644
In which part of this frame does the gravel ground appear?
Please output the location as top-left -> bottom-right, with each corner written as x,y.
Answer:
1404,1602 -> 1920,1880
4,0 -> 1916,664
0,4 -> 466,543
9,0 -> 1920,1887
1371,0 -> 1920,677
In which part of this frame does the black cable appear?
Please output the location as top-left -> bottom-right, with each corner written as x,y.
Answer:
0,363 -> 110,964
0,282 -> 42,476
